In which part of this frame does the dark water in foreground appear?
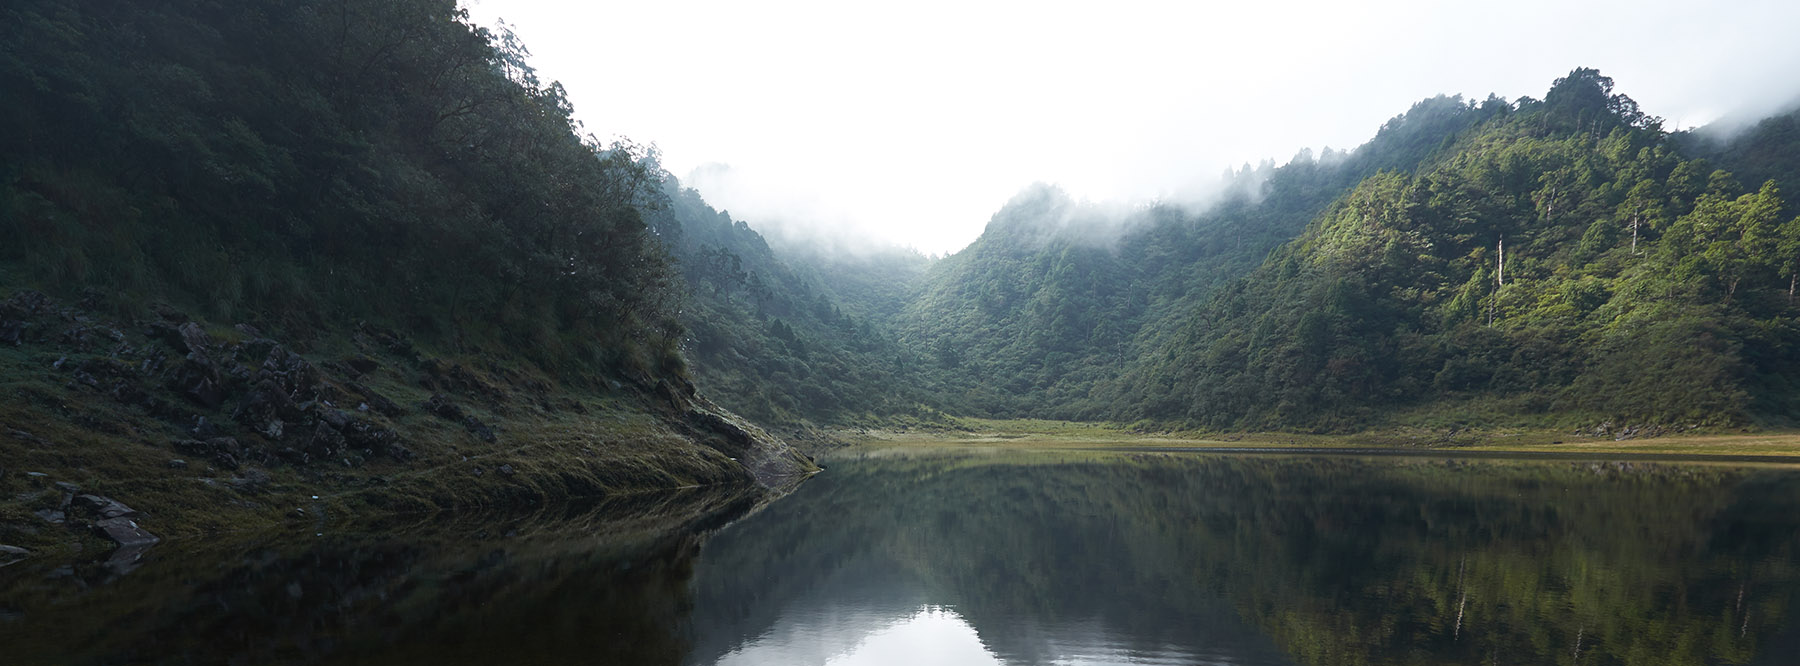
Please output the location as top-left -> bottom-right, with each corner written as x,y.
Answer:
4,449 -> 1800,665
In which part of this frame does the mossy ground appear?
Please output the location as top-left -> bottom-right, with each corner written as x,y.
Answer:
0,302 -> 798,557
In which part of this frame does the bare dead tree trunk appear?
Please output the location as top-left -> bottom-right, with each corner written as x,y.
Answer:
1496,235 -> 1505,286
1631,215 -> 1640,254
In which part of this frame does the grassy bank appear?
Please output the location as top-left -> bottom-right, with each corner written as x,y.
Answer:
0,290 -> 815,559
828,417 -> 1800,459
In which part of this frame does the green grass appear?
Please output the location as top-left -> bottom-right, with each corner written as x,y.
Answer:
826,417 -> 1800,459
0,309 -> 799,555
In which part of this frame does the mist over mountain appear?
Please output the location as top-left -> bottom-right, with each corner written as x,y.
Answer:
1676,104 -> 1800,206
862,93 -> 1504,420
662,69 -> 1800,434
8,0 -> 1800,569
12,7 -> 1800,665
642,178 -> 938,427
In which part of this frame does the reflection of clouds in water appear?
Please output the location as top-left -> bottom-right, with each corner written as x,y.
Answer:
716,605 -> 999,666
693,454 -> 1800,666
712,604 -> 1216,666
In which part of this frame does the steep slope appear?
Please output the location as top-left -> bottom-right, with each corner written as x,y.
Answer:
1111,69 -> 1800,430
895,94 -> 1504,419
1677,105 -> 1800,204
645,183 -> 941,427
763,238 -> 932,329
0,0 -> 811,552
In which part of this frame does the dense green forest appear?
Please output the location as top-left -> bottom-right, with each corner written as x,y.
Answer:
8,3 -> 1800,661
0,0 -> 681,381
890,92 -> 1501,419
0,0 -> 811,548
1678,106 -> 1800,215
712,69 -> 1800,432
644,181 -> 937,425
5,0 -> 1799,462
1106,70 -> 1800,430
667,91 -> 1521,426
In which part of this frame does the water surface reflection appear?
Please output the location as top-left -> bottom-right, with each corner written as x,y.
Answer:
0,484 -> 766,665
3,450 -> 1798,665
686,450 -> 1800,666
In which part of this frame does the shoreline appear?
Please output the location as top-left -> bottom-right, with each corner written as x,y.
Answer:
823,418 -> 1800,460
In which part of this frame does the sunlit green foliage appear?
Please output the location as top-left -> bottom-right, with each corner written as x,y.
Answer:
1109,70 -> 1800,429
8,4 -> 1795,439
859,70 -> 1800,431
893,93 -> 1506,421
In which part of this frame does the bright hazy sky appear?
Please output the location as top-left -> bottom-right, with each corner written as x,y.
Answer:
462,0 -> 1800,255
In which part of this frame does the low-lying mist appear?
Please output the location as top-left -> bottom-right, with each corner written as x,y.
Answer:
684,86 -> 1800,268
685,149 -> 1322,262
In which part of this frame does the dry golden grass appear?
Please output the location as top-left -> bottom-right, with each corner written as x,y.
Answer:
831,417 -> 1800,460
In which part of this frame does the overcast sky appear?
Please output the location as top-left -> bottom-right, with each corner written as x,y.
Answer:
462,0 -> 1800,255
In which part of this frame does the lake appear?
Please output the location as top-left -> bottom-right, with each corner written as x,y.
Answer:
3,447 -> 1798,665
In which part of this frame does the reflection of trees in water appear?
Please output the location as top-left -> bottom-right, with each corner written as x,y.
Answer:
690,453 -> 1800,666
0,485 -> 769,666
7,455 -> 1792,665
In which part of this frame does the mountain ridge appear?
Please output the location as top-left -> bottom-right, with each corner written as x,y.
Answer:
714,69 -> 1800,433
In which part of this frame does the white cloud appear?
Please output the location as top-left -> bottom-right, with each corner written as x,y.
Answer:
463,0 -> 1800,254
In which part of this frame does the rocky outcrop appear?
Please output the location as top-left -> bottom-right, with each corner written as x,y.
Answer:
73,494 -> 139,519
13,474 -> 159,562
0,290 -> 54,346
92,517 -> 158,548
678,395 -> 818,487
0,288 -> 815,557
5,293 -> 419,470
171,437 -> 254,470
422,393 -> 496,443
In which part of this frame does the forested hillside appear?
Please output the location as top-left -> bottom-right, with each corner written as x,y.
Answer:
889,93 -> 1508,419
1,0 -> 679,381
1105,69 -> 1800,430
4,0 -> 1793,531
1678,106 -> 1800,207
715,69 -> 1800,433
0,0 -> 811,547
646,182 -> 938,425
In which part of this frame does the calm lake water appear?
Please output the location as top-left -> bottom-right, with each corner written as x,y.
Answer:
4,448 -> 1800,665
